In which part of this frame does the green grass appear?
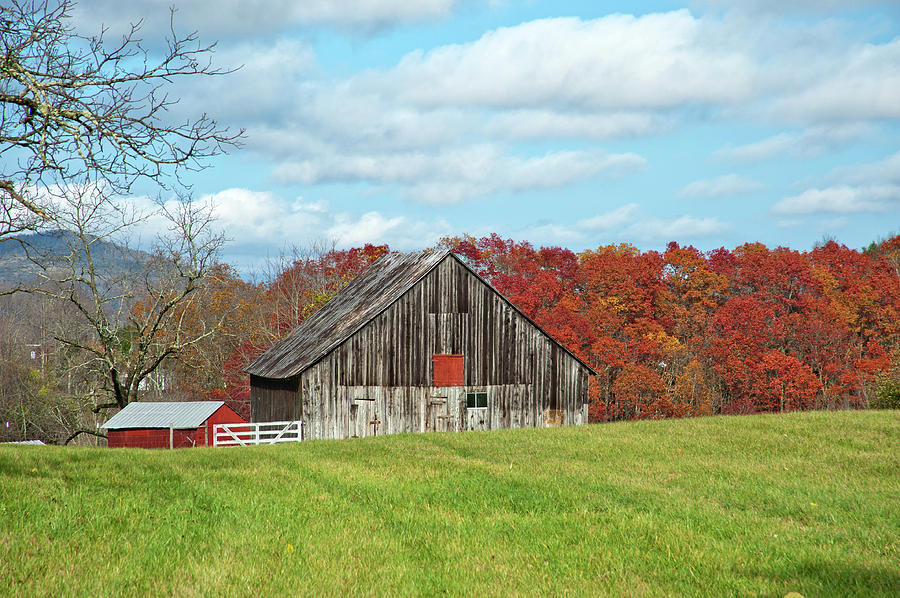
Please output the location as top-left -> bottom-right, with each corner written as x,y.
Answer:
1,411 -> 898,597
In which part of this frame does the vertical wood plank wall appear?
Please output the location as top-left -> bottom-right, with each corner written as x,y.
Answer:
250,256 -> 590,439
250,375 -> 301,422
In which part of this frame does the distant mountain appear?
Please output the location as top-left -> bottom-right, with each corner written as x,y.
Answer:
0,230 -> 151,287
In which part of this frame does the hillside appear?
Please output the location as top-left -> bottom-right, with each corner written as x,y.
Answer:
0,230 -> 150,287
1,411 -> 898,596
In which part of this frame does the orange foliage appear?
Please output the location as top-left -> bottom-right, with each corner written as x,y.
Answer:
454,235 -> 900,421
188,235 -> 900,425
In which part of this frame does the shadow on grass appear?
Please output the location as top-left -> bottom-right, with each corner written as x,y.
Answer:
748,559 -> 900,597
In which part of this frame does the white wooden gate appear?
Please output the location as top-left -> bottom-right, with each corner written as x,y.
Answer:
213,421 -> 303,447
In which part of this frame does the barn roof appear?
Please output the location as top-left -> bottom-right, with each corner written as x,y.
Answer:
246,249 -> 449,379
101,401 -> 226,430
246,249 -> 596,379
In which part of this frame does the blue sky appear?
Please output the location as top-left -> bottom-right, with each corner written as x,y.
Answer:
72,1 -> 900,272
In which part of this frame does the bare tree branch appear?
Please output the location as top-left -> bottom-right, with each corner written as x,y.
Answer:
63,427 -> 106,445
0,1 -> 240,420
0,0 -> 243,230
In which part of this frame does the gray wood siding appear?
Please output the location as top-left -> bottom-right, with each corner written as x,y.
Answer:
282,257 -> 590,440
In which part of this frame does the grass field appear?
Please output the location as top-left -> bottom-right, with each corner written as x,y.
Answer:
1,411 -> 898,597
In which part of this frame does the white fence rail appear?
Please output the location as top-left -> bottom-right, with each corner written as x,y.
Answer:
213,421 -> 303,447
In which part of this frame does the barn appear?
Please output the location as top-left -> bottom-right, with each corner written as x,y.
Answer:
102,401 -> 246,448
247,249 -> 595,440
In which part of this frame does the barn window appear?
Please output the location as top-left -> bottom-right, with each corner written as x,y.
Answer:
466,392 -> 487,409
432,354 -> 464,386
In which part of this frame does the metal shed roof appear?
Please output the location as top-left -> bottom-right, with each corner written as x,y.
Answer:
101,401 -> 226,429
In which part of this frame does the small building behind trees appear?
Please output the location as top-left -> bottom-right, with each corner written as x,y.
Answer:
247,250 -> 594,440
102,401 -> 245,448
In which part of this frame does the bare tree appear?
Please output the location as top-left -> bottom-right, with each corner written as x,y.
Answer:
0,289 -> 99,444
0,0 -> 243,440
0,0 -> 241,233
4,189 -> 234,443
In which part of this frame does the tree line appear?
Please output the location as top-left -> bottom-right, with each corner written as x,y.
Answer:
1,1 -> 898,443
3,232 -> 899,444
40,231 -> 900,437
445,234 -> 900,420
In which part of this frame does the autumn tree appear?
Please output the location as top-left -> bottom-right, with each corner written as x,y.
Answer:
864,233 -> 900,279
759,351 -> 820,413
662,242 -> 728,346
670,359 -> 719,417
147,262 -> 263,417
810,241 -> 900,405
448,235 -> 899,422
263,243 -> 389,338
610,363 -> 668,420
579,244 -> 672,418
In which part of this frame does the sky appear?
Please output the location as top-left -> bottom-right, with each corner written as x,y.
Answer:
70,0 -> 900,274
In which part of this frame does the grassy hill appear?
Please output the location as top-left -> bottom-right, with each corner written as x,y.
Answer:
1,411 -> 897,597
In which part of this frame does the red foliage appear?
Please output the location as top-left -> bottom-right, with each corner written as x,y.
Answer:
453,235 -> 899,421
217,235 -> 900,425
267,244 -> 389,336
610,364 -> 669,420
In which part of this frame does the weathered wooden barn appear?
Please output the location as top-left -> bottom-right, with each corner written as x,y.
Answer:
102,401 -> 245,448
246,250 -> 595,440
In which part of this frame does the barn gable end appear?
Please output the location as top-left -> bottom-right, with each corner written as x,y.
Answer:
248,251 -> 594,439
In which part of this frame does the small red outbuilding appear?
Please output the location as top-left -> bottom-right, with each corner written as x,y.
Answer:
102,401 -> 245,448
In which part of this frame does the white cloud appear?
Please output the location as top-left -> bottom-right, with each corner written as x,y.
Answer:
129,8 -> 900,210
773,39 -> 900,122
695,0 -> 897,14
71,0 -> 460,39
381,12 -> 758,110
577,203 -> 640,231
829,150 -> 900,185
487,111 -> 668,141
169,39 -> 316,125
624,215 -> 732,242
677,174 -> 763,199
203,188 -> 329,243
714,124 -> 870,162
326,211 -> 450,249
509,223 -> 585,246
59,4 -> 900,225
149,188 -> 451,266
775,150 -> 900,218
272,147 -> 646,204
118,187 -> 436,259
248,104 -> 469,156
773,185 -> 900,215
562,202 -> 731,244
